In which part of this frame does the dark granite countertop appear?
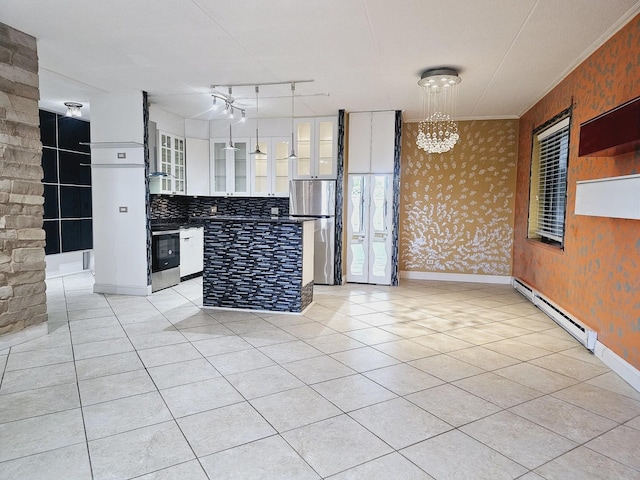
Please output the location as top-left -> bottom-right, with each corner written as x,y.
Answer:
150,216 -> 314,230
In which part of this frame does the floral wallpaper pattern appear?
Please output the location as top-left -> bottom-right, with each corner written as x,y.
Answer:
513,15 -> 640,369
400,120 -> 519,276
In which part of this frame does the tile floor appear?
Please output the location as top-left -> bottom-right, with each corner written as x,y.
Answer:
1,272 -> 639,479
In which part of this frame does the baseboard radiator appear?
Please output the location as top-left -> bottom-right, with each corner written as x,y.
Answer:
512,278 -> 597,352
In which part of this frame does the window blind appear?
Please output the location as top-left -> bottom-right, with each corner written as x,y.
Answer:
535,117 -> 570,243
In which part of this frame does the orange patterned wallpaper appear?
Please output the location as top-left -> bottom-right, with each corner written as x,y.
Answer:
400,119 -> 519,276
513,15 -> 640,369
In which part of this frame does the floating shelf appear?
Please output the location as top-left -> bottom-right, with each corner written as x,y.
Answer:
579,96 -> 640,157
575,174 -> 640,220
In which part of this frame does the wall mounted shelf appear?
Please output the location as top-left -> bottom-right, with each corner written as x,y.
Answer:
575,174 -> 640,220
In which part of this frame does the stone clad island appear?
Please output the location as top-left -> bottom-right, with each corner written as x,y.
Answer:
202,217 -> 315,313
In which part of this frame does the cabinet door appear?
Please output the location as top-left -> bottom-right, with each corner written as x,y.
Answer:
159,132 -> 173,192
370,111 -> 396,173
272,138 -> 291,196
174,137 -> 185,193
232,139 -> 250,195
348,112 -> 372,174
315,117 -> 337,179
293,119 -> 313,178
186,138 -> 210,196
251,140 -> 270,197
210,139 -> 228,196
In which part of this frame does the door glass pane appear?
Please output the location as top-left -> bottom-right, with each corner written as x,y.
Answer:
371,241 -> 387,278
350,244 -> 366,276
297,123 -> 311,176
213,142 -> 226,192
274,140 -> 289,194
371,176 -> 387,232
234,142 -> 247,192
318,121 -> 333,176
254,141 -> 268,194
350,176 -> 365,233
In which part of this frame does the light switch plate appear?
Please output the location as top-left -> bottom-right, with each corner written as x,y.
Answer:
119,206 -> 128,213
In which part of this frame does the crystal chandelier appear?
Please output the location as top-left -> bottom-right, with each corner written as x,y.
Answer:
416,68 -> 461,154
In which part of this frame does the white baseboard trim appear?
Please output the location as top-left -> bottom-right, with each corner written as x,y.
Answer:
594,341 -> 640,393
93,283 -> 152,296
400,271 -> 512,285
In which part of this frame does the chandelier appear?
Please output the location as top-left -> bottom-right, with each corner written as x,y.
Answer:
416,68 -> 461,154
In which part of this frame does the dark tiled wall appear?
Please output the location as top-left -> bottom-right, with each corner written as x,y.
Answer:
203,220 -> 312,312
150,194 -> 290,221
40,110 -> 92,255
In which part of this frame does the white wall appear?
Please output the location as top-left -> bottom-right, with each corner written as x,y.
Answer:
210,117 -> 291,139
90,91 -> 150,295
45,251 -> 94,278
150,104 -> 186,137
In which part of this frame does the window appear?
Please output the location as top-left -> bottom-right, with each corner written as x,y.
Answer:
528,113 -> 571,247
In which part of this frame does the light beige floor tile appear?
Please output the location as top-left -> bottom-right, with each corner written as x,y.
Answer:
73,337 -> 134,360
406,384 -> 501,427
518,473 -> 546,480
169,313 -> 220,331
283,355 -> 355,384
510,394 -> 617,443
0,443 -> 92,480
224,318 -> 281,335
535,446 -> 640,480
304,333 -> 367,354
444,327 -> 506,345
461,410 -> 577,469
559,345 -> 607,365
78,369 -> 156,406
128,330 -> 188,350
9,332 -> 72,353
345,327 -> 404,345
552,383 -> 640,423
379,322 -> 436,338
494,362 -> 578,393
410,354 -> 485,382
83,391 -> 173,440
160,377 -> 243,418
121,319 -> 177,337
191,335 -> 253,357
311,374 -> 397,412
626,415 -> 640,430
453,372 -> 543,408
199,435 -> 320,480
67,307 -> 113,321
259,340 -> 323,363
352,312 -> 399,327
88,421 -> 194,480
331,347 -> 400,372
148,358 -> 220,389
529,352 -> 609,381
0,382 -> 79,425
585,425 -> 640,470
240,329 -> 299,347
0,408 -> 85,462
208,309 -> 263,323
250,386 -> 341,432
327,452 -> 434,480
71,325 -> 127,345
283,415 -> 393,478
225,364 -> 304,399
401,429 -> 527,480
177,402 -> 275,457
586,371 -> 640,400
0,361 -> 76,394
363,363 -> 443,396
279,322 -> 338,339
135,460 -> 209,480
69,316 -> 120,332
350,397 -> 451,449
75,351 -> 143,381
516,332 -> 578,352
502,317 -> 554,332
316,316 -> 372,333
137,342 -> 202,368
206,348 -> 275,375
483,338 -> 552,361
5,345 -> 73,371
447,345 -> 520,371
373,339 -> 439,362
410,333 -> 475,352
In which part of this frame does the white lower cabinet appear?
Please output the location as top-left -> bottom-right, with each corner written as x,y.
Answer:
180,227 -> 204,278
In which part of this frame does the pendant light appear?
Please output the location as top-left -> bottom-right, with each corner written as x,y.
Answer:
223,123 -> 238,151
250,86 -> 265,155
288,82 -> 297,160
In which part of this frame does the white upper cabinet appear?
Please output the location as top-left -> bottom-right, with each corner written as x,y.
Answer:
152,130 -> 186,194
292,116 -> 337,179
210,138 -> 251,196
185,137 -> 210,196
348,111 -> 396,174
250,137 -> 291,197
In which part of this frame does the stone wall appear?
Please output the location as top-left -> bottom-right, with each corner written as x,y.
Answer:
0,22 -> 47,335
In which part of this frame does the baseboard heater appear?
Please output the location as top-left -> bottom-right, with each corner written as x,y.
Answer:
512,278 -> 597,352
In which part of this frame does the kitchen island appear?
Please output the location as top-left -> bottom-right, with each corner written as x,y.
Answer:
201,216 -> 315,313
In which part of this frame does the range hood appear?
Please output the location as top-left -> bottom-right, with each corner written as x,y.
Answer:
148,120 -> 163,177
579,95 -> 640,157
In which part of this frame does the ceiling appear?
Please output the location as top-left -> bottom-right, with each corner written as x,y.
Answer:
2,0 -> 639,122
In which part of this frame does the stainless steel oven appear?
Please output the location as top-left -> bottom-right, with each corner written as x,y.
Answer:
151,229 -> 180,292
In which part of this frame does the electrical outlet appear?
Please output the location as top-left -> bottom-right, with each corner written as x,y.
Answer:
119,206 -> 128,213
271,207 -> 279,216
426,259 -> 434,265
210,205 -> 217,214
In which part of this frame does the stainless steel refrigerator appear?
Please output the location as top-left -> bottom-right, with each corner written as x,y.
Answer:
289,179 -> 336,285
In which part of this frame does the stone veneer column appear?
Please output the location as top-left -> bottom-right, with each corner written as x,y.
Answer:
0,22 -> 47,335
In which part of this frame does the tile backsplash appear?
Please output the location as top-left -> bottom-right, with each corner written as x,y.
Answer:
150,194 -> 290,221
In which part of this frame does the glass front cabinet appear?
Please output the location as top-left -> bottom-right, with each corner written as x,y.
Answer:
292,117 -> 337,179
250,137 -> 291,197
152,131 -> 186,194
210,138 -> 251,196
